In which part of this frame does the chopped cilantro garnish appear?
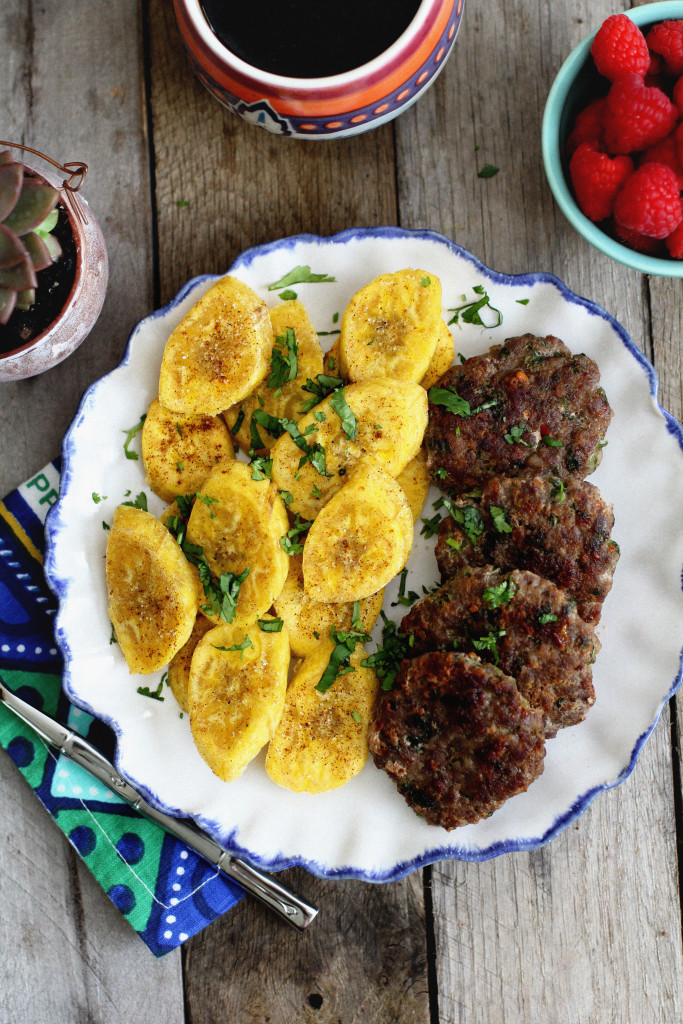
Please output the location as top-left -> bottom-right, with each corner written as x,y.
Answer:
543,436 -> 564,447
472,629 -> 506,665
428,386 -> 499,417
299,372 -> 345,414
478,164 -> 500,179
489,505 -> 512,533
420,512 -> 443,538
122,491 -> 148,512
214,635 -> 253,658
434,467 -> 447,480
231,408 -> 245,436
102,521 -> 110,531
279,490 -> 293,506
176,461 -> 184,472
250,456 -> 273,480
137,681 -> 164,701
549,477 -> 565,503
267,327 -> 298,395
280,515 -> 312,555
278,289 -> 297,300
175,423 -> 183,438
328,387 -> 357,440
436,497 -> 484,545
92,492 -> 107,504
361,612 -> 413,691
483,578 -> 517,608
504,422 -> 533,446
249,415 -> 265,451
538,611 -> 558,625
122,414 -> 146,460
316,608 -> 371,693
310,484 -> 322,499
350,710 -> 362,723
258,617 -> 284,632
391,568 -> 420,607
420,276 -> 431,286
447,288 -> 502,328
516,298 -> 530,305
268,265 -> 335,290
196,493 -> 218,516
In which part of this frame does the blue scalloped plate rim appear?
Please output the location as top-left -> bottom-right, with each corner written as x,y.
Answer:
44,226 -> 683,881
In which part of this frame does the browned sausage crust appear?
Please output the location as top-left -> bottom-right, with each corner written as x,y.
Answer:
368,651 -> 546,830
424,334 -> 612,492
401,566 -> 598,737
434,470 -> 620,624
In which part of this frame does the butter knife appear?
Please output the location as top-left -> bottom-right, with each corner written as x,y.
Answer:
0,677 -> 318,931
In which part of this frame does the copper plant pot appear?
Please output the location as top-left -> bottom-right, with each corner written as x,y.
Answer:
0,149 -> 108,382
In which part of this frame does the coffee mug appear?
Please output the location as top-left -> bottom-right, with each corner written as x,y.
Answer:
173,0 -> 465,139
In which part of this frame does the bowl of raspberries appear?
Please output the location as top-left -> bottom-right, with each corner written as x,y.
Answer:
542,3 -> 683,273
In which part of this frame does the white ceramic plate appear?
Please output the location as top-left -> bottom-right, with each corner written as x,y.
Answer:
44,227 -> 683,880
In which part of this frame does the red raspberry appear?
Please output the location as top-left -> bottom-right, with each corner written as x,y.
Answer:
569,143 -> 634,222
673,76 -> 683,117
591,14 -> 650,80
613,217 -> 663,254
566,99 -> 606,157
603,74 -> 678,154
613,162 -> 683,238
646,21 -> 683,76
640,132 -> 683,189
665,220 -> 683,258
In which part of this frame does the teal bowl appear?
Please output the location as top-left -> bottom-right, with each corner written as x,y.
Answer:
542,1 -> 683,277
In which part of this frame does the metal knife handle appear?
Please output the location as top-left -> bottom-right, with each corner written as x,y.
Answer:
0,678 -> 318,930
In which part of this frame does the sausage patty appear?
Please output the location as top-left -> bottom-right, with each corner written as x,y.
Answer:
401,566 -> 598,737
424,334 -> 612,492
368,651 -> 546,830
434,470 -> 620,624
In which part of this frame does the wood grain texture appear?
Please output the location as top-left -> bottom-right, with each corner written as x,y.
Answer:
0,0 -> 154,497
0,753 -> 184,1024
148,0 -> 397,307
0,4 -> 183,1021
395,1 -> 683,1021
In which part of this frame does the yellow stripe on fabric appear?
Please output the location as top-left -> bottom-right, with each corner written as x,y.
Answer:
0,501 -> 43,565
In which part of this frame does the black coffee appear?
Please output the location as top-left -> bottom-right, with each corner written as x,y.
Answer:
200,0 -> 421,79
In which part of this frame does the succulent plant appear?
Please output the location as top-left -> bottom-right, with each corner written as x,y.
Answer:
0,150 -> 62,326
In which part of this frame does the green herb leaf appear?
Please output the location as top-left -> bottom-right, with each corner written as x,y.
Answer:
489,505 -> 512,534
428,386 -> 499,417
279,289 -> 297,300
538,611 -> 558,625
267,327 -> 299,394
122,491 -> 148,512
391,568 -> 420,607
436,497 -> 484,545
299,373 -> 345,414
92,492 -> 107,504
316,618 -> 372,693
268,265 -> 336,291
549,477 -> 565,503
447,288 -> 503,329
279,490 -> 294,507
280,515 -> 312,555
543,435 -> 564,448
482,578 -> 517,608
231,407 -> 245,436
472,629 -> 506,665
420,513 -> 443,538
250,456 -> 273,480
328,387 -> 357,440
122,414 -> 146,460
504,422 -> 533,447
516,298 -> 530,305
258,617 -> 284,633
420,276 -> 431,287
478,164 -> 500,179
214,635 -> 253,658
361,613 -> 413,691
350,710 -> 362,724
137,681 -> 165,701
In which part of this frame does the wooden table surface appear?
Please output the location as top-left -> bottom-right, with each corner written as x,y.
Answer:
2,1 -> 682,1021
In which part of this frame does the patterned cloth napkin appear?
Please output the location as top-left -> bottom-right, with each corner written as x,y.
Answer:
0,462 -> 244,955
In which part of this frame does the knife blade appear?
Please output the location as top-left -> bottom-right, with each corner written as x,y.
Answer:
0,676 -> 318,931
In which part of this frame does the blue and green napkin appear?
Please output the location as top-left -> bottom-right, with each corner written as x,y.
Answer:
0,462 -> 244,955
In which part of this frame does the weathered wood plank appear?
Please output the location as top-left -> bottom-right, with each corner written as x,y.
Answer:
0,0 -> 154,496
149,0 -> 398,307
147,2 -> 430,1020
395,1 -> 683,1021
0,3 -> 184,1020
